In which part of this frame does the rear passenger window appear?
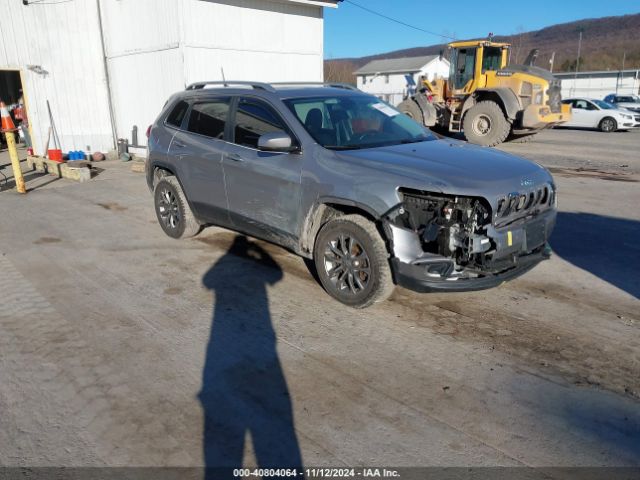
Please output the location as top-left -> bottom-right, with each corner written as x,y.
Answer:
234,99 -> 289,149
187,100 -> 230,139
166,101 -> 189,128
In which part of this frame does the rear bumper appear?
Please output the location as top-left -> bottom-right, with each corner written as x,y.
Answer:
392,245 -> 550,293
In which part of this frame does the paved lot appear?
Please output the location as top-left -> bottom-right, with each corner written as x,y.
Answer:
0,128 -> 639,469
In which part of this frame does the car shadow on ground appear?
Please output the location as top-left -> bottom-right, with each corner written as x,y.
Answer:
551,212 -> 640,299
199,235 -> 303,477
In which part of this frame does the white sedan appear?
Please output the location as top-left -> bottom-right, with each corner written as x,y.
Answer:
561,98 -> 638,132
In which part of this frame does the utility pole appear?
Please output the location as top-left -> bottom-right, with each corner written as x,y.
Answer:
617,52 -> 626,94
572,29 -> 583,97
549,52 -> 555,73
575,30 -> 582,75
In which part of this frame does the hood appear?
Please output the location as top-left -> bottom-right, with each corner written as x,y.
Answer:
613,108 -> 636,116
617,103 -> 640,109
335,138 -> 552,196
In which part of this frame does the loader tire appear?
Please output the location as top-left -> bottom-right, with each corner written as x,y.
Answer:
462,101 -> 511,147
398,99 -> 425,124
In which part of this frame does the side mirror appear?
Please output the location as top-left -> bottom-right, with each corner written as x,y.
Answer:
258,131 -> 296,152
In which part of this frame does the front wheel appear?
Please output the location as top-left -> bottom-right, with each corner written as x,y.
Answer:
462,101 -> 511,146
313,215 -> 394,308
599,117 -> 617,132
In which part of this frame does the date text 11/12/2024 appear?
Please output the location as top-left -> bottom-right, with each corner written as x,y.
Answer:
233,468 -> 401,478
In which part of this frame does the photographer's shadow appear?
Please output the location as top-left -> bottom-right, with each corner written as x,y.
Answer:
199,236 -> 302,476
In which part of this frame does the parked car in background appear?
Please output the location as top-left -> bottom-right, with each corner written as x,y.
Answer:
146,82 -> 557,308
560,98 -> 638,131
603,94 -> 640,114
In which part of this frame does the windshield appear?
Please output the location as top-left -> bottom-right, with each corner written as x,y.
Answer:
593,100 -> 614,109
284,95 -> 434,150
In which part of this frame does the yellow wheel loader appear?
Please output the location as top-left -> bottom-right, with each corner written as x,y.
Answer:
398,40 -> 571,146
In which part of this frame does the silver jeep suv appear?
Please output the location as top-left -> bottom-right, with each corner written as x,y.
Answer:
146,81 -> 556,308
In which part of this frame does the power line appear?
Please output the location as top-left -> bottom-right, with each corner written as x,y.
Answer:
342,0 -> 456,41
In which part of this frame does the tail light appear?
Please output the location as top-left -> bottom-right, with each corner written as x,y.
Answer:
146,125 -> 152,139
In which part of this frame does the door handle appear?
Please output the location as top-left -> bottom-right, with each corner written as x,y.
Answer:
173,140 -> 185,148
227,153 -> 244,162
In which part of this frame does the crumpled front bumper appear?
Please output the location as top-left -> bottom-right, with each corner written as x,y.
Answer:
391,245 -> 551,293
388,209 -> 556,293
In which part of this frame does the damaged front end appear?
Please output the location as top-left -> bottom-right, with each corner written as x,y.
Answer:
385,188 -> 555,292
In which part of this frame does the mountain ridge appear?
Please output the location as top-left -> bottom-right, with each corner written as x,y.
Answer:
324,13 -> 640,83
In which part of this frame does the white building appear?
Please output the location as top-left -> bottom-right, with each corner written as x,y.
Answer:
556,69 -> 640,100
0,0 -> 339,155
354,55 -> 450,106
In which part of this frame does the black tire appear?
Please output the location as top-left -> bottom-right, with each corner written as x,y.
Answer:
599,117 -> 617,133
462,101 -> 511,146
313,214 -> 394,308
398,99 -> 424,124
154,176 -> 202,239
507,132 -> 538,143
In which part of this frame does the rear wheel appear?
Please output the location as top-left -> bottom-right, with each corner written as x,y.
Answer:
599,117 -> 617,132
313,215 -> 394,308
462,101 -> 511,146
154,176 -> 202,239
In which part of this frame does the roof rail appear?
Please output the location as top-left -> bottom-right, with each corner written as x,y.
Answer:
270,82 -> 359,91
185,81 -> 276,93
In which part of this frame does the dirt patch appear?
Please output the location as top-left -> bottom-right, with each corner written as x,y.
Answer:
389,288 -> 640,400
512,279 -> 640,321
163,287 -> 183,295
33,237 -> 62,245
547,167 -> 639,182
96,202 -> 128,212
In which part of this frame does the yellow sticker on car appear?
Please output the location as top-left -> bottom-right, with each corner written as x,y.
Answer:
507,231 -> 513,247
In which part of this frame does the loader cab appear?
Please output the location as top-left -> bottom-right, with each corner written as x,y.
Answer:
448,41 -> 510,93
450,47 -> 476,91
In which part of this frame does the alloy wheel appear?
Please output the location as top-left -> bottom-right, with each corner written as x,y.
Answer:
157,187 -> 180,230
323,233 -> 371,295
601,118 -> 615,132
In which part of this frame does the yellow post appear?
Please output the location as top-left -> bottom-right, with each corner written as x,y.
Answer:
5,131 -> 26,194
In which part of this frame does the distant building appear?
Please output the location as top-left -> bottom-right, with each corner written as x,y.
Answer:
354,55 -> 450,106
556,69 -> 640,100
0,0 -> 339,155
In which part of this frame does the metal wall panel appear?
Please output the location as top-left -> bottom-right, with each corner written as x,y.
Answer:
0,1 -> 114,154
100,0 -> 324,147
98,0 -> 181,58
560,72 -> 640,99
1,0 -> 326,152
107,48 -> 184,146
183,0 -> 324,84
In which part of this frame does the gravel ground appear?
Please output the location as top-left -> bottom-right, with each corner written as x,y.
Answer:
0,128 -> 638,470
